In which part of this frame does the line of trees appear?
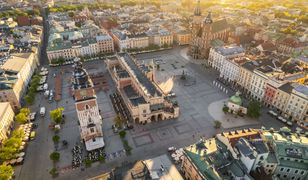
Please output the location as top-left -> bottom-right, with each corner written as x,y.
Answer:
275,11 -> 308,24
48,3 -> 114,13
0,9 -> 40,19
0,129 -> 24,161
15,108 -> 31,124
24,74 -> 41,105
0,164 -> 14,180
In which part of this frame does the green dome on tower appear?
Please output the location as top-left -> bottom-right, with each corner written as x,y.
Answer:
229,91 -> 242,105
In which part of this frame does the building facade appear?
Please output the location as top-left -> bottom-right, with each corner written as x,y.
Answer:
0,102 -> 14,144
47,34 -> 114,62
284,85 -> 307,123
174,30 -> 191,45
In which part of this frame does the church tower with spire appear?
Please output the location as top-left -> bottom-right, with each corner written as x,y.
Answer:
190,0 -> 203,59
189,0 -> 230,60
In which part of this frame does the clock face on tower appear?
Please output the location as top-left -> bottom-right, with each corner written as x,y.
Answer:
80,89 -> 87,97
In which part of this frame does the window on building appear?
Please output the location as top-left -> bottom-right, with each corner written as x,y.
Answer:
280,168 -> 284,172
283,175 -> 287,178
90,128 -> 94,133
295,170 -> 298,174
287,169 -> 290,172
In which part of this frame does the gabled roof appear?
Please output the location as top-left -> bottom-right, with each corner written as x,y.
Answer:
211,19 -> 229,33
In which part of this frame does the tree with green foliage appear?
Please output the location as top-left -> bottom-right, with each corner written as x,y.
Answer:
50,107 -> 64,124
113,115 -> 124,128
214,120 -> 222,129
0,129 -> 24,161
98,155 -> 105,163
84,159 -> 92,167
162,43 -> 169,48
52,135 -> 60,143
20,108 -> 30,116
49,167 -> 59,178
68,11 -> 74,17
0,146 -> 17,161
121,139 -> 132,155
12,129 -> 24,139
49,152 -> 60,162
0,164 -> 13,180
24,94 -> 35,105
57,57 -> 65,65
119,130 -> 126,139
222,106 -> 229,113
0,138 -> 22,161
15,113 -> 28,124
247,101 -> 261,118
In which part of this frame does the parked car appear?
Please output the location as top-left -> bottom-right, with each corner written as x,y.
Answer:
40,107 -> 46,117
48,96 -> 53,103
49,90 -> 54,97
43,83 -> 48,91
267,110 -> 278,117
44,90 -> 50,98
277,116 -> 287,123
30,131 -> 36,140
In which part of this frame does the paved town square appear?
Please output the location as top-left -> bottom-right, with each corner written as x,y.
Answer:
0,1 -> 307,180
14,48 -> 286,180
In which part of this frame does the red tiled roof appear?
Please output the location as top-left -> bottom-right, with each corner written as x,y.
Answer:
261,41 -> 276,51
280,37 -> 303,48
